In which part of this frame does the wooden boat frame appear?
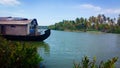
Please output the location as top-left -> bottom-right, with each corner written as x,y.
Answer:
2,29 -> 51,41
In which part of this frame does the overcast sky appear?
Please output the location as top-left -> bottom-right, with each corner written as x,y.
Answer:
0,0 -> 120,25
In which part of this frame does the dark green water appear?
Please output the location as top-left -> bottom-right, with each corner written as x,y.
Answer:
38,30 -> 120,68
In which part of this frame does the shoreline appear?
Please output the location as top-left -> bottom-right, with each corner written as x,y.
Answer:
52,29 -> 120,34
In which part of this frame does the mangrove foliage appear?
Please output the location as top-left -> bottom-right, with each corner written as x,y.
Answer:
0,36 -> 43,68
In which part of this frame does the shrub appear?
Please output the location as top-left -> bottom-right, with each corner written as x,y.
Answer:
0,37 -> 43,68
73,56 -> 118,68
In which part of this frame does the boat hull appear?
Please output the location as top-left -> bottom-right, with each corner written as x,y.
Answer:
2,29 -> 51,41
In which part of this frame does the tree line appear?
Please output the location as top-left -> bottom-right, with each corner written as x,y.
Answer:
49,14 -> 120,33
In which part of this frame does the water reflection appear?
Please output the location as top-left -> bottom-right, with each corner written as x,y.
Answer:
35,42 -> 50,56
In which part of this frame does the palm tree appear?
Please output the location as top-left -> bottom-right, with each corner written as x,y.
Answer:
97,14 -> 102,24
107,17 -> 110,24
110,19 -> 114,25
117,14 -> 120,26
75,18 -> 80,24
102,14 -> 107,23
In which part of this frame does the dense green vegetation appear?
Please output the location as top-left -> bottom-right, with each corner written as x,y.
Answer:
73,56 -> 118,68
0,36 -> 43,68
49,14 -> 120,33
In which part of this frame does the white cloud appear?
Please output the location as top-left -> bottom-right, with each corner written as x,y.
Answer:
103,9 -> 120,14
0,0 -> 20,6
79,4 -> 102,11
75,4 -> 120,15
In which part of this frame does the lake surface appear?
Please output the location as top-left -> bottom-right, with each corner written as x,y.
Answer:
38,30 -> 120,68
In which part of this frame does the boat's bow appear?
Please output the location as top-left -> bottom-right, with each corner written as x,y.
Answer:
41,29 -> 51,40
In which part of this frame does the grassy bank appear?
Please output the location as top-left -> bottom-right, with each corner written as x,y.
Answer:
0,36 -> 43,68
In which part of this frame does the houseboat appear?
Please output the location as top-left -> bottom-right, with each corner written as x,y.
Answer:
0,17 -> 51,41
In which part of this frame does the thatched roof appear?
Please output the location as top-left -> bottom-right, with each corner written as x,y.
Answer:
0,17 -> 32,25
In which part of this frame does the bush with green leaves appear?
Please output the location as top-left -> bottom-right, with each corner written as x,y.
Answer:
0,37 -> 43,68
73,56 -> 118,68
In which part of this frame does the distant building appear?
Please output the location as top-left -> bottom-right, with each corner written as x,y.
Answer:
0,17 -> 38,35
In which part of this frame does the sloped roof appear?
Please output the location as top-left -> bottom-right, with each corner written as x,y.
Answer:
0,17 -> 32,25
